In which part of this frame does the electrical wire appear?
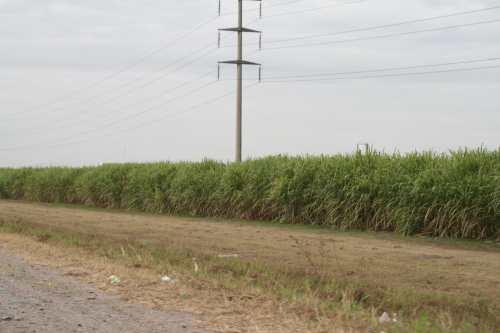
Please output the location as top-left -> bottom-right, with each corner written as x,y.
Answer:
2,15 -> 220,119
262,18 -> 500,51
0,80 -> 222,151
264,56 -> 500,79
125,82 -> 259,133
0,82 -> 260,152
263,64 -> 500,83
13,70 -> 217,135
243,0 -> 367,26
219,0 -> 311,16
261,0 -> 368,19
227,5 -> 500,49
261,5 -> 500,45
53,44 -> 218,116
2,42 -> 219,128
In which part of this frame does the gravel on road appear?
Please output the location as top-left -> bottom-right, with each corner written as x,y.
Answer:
0,246 -> 209,333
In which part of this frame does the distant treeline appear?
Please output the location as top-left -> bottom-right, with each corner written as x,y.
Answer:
0,150 -> 498,240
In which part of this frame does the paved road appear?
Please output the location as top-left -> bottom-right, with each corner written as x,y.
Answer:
0,247 -> 208,333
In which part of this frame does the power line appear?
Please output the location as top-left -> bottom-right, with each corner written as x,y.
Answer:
243,0 -> 367,26
2,42 -> 219,128
263,64 -> 500,83
261,5 -> 500,45
220,0 -> 301,16
0,80 -> 222,152
264,0 -> 310,9
262,18 -> 500,51
264,56 -> 500,79
0,82 -> 259,152
12,70 -> 217,135
125,82 -> 259,135
1,15 -> 220,119
54,44 -> 218,117
261,0 -> 367,19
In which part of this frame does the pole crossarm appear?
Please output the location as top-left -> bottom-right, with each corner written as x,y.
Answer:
219,60 -> 261,66
219,27 -> 261,33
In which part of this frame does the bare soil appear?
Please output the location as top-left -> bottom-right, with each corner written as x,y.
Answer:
0,241 -> 208,333
0,232 -> 315,333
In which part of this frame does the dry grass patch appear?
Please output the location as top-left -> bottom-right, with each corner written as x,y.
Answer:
0,215 -> 498,332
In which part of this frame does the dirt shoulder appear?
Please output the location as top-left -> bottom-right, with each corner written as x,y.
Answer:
0,200 -> 499,332
0,237 -> 208,333
0,231 -> 318,333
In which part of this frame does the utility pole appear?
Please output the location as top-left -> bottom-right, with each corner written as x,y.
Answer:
218,0 -> 262,162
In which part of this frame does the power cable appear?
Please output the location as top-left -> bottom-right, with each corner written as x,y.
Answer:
0,80 -> 221,151
262,18 -> 500,51
263,64 -> 500,83
264,56 -> 500,79
2,42 -> 218,127
2,15 -> 220,119
261,5 -> 500,45
261,0 -> 367,19
0,82 -> 260,152
244,0 -> 367,26
220,0 -> 311,16
13,69 -> 217,135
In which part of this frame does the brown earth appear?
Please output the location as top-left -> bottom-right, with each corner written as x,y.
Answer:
0,240 -> 209,333
0,200 -> 499,310
0,226 -> 322,333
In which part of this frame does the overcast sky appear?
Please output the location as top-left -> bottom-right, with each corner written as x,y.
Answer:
0,0 -> 499,166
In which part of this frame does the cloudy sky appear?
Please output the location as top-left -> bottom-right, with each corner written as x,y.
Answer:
0,0 -> 499,166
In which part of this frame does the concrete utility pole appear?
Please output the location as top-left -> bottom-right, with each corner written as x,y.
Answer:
218,0 -> 262,162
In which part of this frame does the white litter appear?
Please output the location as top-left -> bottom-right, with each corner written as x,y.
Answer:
161,275 -> 175,283
217,254 -> 239,258
378,312 -> 391,324
108,275 -> 121,285
193,258 -> 199,273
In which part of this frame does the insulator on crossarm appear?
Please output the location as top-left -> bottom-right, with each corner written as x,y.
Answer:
258,66 -> 262,83
218,31 -> 221,48
218,0 -> 221,16
259,33 -> 262,50
218,64 -> 221,80
260,2 -> 262,18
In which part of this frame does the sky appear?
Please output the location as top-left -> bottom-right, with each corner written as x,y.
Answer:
0,0 -> 499,166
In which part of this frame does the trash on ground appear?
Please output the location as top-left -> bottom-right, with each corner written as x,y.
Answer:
108,275 -> 121,285
161,275 -> 175,283
192,258 -> 199,273
217,254 -> 239,258
378,312 -> 391,324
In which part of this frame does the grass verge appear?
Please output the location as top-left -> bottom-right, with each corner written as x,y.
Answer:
0,218 -> 497,333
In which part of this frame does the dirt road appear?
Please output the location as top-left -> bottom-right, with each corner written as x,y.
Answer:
0,244 -> 208,333
0,200 -> 499,325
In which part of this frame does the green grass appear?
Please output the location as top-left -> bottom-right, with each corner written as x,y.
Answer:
0,148 -> 499,240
